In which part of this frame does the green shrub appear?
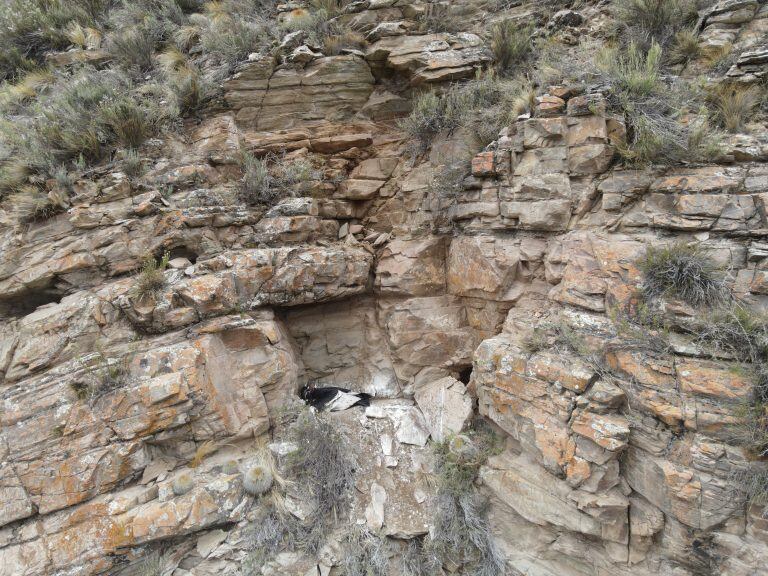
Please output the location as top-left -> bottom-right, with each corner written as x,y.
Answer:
134,251 -> 170,299
490,20 -> 533,76
122,148 -> 144,177
399,91 -> 446,150
639,244 -> 730,308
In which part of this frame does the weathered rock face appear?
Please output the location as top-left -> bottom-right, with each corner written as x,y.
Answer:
2,2 -> 768,576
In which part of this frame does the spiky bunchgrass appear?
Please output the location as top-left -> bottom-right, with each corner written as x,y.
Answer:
134,251 -> 170,300
669,28 -> 700,65
189,440 -> 217,468
490,20 -> 533,76
323,30 -> 367,55
639,243 -> 730,308
98,97 -> 150,149
599,41 -> 662,99
6,186 -> 68,225
309,0 -> 350,17
0,68 -> 54,110
614,0 -> 698,50
0,0 -> 110,80
708,84 -> 760,134
66,21 -> 101,49
239,152 -> 317,206
399,74 -> 530,152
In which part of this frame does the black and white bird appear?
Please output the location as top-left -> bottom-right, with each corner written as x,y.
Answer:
300,382 -> 371,411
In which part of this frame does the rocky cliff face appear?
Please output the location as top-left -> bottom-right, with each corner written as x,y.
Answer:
1,1 -> 768,575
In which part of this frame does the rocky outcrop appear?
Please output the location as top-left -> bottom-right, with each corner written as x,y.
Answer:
2,1 -> 768,575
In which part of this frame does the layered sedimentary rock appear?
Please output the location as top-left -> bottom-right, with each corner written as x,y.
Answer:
2,1 -> 768,576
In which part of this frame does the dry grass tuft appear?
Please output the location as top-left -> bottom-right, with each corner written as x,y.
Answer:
708,84 -> 760,134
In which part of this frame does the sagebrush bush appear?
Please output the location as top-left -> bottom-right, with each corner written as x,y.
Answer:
639,244 -> 730,308
240,408 -> 358,573
491,20 -> 533,76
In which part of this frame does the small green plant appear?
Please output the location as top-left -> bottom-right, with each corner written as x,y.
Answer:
134,251 -> 171,299
122,148 -> 144,177
601,41 -> 662,99
490,20 -> 533,76
639,244 -> 730,308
